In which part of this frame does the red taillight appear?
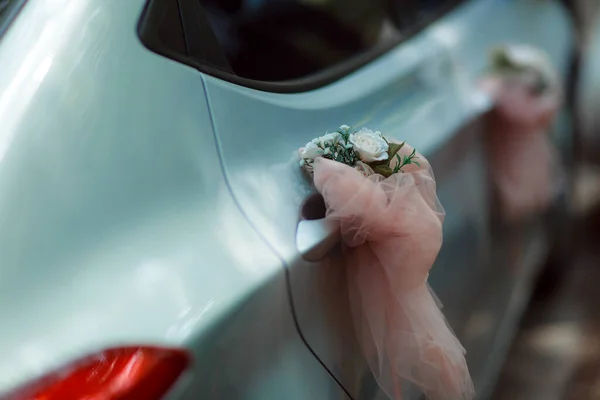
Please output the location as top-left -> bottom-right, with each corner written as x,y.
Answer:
9,347 -> 190,400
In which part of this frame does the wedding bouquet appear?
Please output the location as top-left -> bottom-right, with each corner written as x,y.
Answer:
300,125 -> 420,178
488,46 -> 558,97
299,126 -> 474,400
481,44 -> 563,221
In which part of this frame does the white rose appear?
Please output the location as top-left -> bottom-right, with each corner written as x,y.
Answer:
300,142 -> 323,160
349,129 -> 389,162
357,127 -> 383,137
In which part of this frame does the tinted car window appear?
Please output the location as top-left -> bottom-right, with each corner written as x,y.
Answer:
199,0 -> 402,81
139,0 -> 463,92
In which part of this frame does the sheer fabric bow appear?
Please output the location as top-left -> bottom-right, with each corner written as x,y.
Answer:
312,144 -> 474,400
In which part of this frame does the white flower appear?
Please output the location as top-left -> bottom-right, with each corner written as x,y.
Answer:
494,45 -> 559,93
300,142 -> 323,160
358,127 -> 383,137
318,132 -> 341,147
349,128 -> 389,162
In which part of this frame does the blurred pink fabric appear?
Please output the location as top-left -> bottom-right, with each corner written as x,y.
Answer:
312,145 -> 474,400
480,75 -> 561,221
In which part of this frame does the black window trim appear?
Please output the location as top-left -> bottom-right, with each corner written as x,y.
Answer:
137,0 -> 465,94
0,0 -> 28,39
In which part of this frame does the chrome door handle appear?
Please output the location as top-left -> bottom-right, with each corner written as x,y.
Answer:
296,218 -> 340,262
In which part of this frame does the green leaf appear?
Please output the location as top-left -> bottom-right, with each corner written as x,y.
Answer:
368,159 -> 387,168
387,141 -> 405,159
388,147 -> 421,173
373,165 -> 394,178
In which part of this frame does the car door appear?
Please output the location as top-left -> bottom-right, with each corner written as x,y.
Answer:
194,2 -> 490,398
140,0 -> 573,398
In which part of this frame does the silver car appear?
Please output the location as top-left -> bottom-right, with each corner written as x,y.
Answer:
0,0 -> 574,399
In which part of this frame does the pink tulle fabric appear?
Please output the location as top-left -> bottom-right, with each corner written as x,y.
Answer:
480,75 -> 561,221
312,145 -> 474,400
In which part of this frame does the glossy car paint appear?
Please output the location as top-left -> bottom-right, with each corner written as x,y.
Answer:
0,0 -> 572,400
0,1 -> 349,399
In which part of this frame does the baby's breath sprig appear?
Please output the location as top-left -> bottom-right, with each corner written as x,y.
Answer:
329,125 -> 359,166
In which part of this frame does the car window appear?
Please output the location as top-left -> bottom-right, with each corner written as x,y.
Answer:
199,0 -> 402,82
138,0 -> 463,92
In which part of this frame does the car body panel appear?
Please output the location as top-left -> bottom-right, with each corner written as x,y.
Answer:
0,1 -> 350,399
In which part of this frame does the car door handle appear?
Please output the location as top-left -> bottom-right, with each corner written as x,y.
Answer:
296,218 -> 340,262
